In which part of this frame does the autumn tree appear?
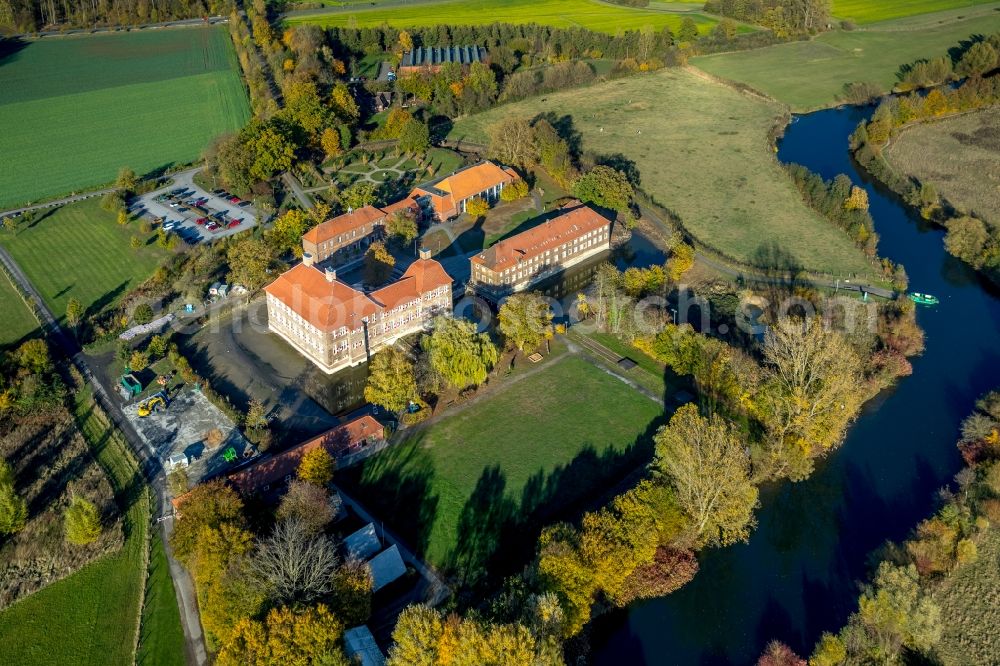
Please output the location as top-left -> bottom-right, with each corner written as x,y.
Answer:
653,404 -> 757,546
573,165 -> 633,212
298,447 -> 335,487
321,127 -> 343,158
757,641 -> 806,666
330,557 -> 374,626
276,480 -> 339,535
250,519 -> 340,604
387,604 -> 444,665
498,292 -> 553,352
853,563 -> 941,662
65,297 -> 84,328
956,41 -> 998,78
464,196 -> 490,219
499,179 -> 529,202
398,118 -> 430,154
64,496 -> 102,545
386,209 -> 419,246
533,119 -> 576,188
0,460 -> 27,535
268,209 -> 309,258
487,117 -> 537,167
364,346 -> 417,412
666,242 -> 695,282
227,237 -> 272,296
16,339 -> 51,373
218,604 -> 348,666
170,480 -> 246,564
116,166 -> 138,193
423,316 -> 499,390
759,317 -> 863,481
128,350 -> 148,372
678,16 -> 698,42
364,241 -> 396,285
341,180 -> 377,210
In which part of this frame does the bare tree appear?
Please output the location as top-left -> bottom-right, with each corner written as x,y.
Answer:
250,519 -> 339,604
276,480 -> 341,535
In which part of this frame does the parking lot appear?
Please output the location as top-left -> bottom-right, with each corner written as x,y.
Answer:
135,168 -> 258,244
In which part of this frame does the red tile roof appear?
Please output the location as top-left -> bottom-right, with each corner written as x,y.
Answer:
411,161 -> 518,215
471,203 -> 611,271
371,258 -> 453,310
303,206 -> 386,246
380,197 -> 419,217
226,415 -> 385,495
264,263 -> 378,330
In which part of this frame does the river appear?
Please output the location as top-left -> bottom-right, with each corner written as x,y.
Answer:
590,106 -> 1000,664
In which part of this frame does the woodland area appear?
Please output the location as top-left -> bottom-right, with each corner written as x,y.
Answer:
0,0 -> 232,32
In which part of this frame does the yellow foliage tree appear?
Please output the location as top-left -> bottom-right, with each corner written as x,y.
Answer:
666,242 -> 695,282
844,185 -> 869,212
298,447 -> 335,487
464,197 -> 490,219
321,127 -> 342,158
218,604 -> 347,666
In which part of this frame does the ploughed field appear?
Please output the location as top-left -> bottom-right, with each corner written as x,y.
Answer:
450,67 -> 874,274
831,0 -> 1000,24
339,353 -> 663,583
0,27 -> 249,209
286,0 -> 727,34
693,9 -> 1000,111
884,107 -> 1000,226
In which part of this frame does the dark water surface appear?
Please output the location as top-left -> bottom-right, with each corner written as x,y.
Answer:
591,106 -> 1000,664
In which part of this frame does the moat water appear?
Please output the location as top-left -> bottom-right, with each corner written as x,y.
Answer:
590,106 -> 1000,664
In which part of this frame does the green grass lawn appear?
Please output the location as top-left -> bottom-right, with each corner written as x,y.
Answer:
0,390 -> 175,666
0,27 -> 249,209
831,0 -> 998,24
287,0 -> 726,34
0,199 -> 169,323
693,10 -> 1000,111
137,537 -> 186,666
451,68 -> 873,274
341,353 -> 663,582
0,274 -> 39,349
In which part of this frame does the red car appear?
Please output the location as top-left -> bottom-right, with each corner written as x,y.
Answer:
206,222 -> 221,231
227,219 -> 242,228
196,217 -> 207,225
228,195 -> 241,203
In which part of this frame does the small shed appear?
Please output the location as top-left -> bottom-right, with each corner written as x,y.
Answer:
344,523 -> 381,561
369,544 -> 406,591
343,625 -> 385,666
167,452 -> 189,470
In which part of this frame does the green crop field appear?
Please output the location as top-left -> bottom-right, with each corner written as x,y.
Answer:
0,390 -> 183,666
0,199 -> 169,323
286,0 -> 728,34
341,353 -> 662,581
693,10 -> 1000,111
0,27 -> 249,210
831,0 -> 998,24
0,276 -> 39,349
451,68 -> 873,274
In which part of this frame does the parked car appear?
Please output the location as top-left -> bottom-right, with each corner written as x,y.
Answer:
228,195 -> 240,203
171,187 -> 185,195
238,201 -> 251,208
162,221 -> 177,231
206,222 -> 221,231
227,219 -> 242,228
212,188 -> 225,194
169,202 -> 179,207
177,207 -> 189,212
196,217 -> 207,225
196,198 -> 208,206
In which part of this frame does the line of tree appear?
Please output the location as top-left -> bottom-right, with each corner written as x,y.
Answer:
784,163 -> 879,258
787,389 -> 1000,665
0,0 -> 232,32
703,0 -> 831,35
851,74 -> 1000,285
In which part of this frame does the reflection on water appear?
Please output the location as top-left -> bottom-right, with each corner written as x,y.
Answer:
303,361 -> 369,416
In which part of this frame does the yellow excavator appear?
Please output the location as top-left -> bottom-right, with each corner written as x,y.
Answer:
137,391 -> 169,417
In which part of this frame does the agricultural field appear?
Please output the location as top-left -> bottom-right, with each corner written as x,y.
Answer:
450,68 -> 874,274
286,0 -> 727,34
0,27 -> 249,210
831,0 -> 999,25
884,107 -> 1000,225
0,390 -> 182,666
0,276 -> 39,349
692,10 -> 1000,111
931,527 -> 1000,665
0,199 -> 169,323
341,353 -> 663,582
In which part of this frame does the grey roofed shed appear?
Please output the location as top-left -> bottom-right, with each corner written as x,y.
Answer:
344,522 -> 381,560
343,625 -> 385,666
369,544 -> 406,591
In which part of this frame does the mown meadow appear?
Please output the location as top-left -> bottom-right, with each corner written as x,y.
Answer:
831,0 -> 999,24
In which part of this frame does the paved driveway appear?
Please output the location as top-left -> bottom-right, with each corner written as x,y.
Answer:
137,168 -> 258,244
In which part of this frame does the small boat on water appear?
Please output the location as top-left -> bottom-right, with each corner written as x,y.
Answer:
909,292 -> 940,306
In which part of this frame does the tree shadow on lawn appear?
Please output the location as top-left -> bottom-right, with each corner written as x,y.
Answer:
445,412 -> 669,599
338,433 -> 440,557
83,281 -> 129,322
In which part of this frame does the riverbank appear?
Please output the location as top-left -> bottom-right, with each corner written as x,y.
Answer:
590,102 -> 1000,665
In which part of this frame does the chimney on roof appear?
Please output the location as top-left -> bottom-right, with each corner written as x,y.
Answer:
302,252 -> 314,267
325,267 -> 337,283
419,247 -> 431,260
